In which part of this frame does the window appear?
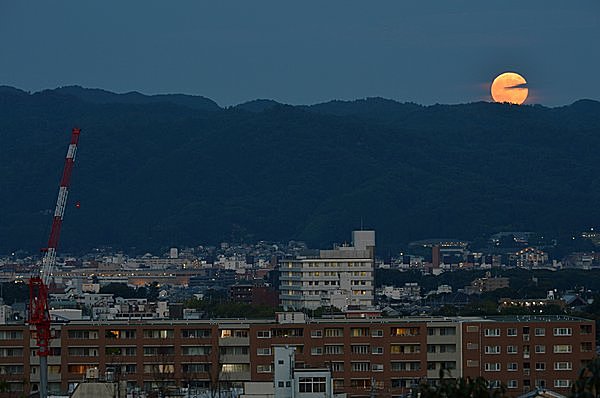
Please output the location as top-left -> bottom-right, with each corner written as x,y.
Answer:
390,344 -> 420,354
484,363 -> 500,372
324,345 -> 344,355
311,330 -> 323,338
535,328 -> 545,336
298,377 -> 326,393
311,347 -> 323,355
372,364 -> 384,372
181,329 -> 211,338
351,345 -> 370,354
507,363 -> 518,371
485,328 -> 500,337
351,327 -> 369,337
324,328 -> 343,337
442,361 -> 456,370
581,324 -> 593,335
554,362 -> 572,371
554,345 -> 572,353
143,329 -> 174,339
507,328 -> 517,336
553,328 -> 572,336
220,346 -> 249,356
507,380 -> 518,389
143,364 -> 174,374
391,327 -> 419,336
535,345 -> 546,354
182,363 -> 210,373
220,364 -> 250,373
351,362 -> 370,372
220,329 -> 249,338
535,362 -> 546,371
391,362 -> 421,371
581,342 -> 593,352
106,329 -> 136,339
256,365 -> 272,373
391,379 -> 420,388
0,348 -> 23,357
372,329 -> 384,337
67,330 -> 98,339
331,362 -> 344,372
466,325 -> 479,332
0,365 -> 24,375
467,343 -> 479,350
143,346 -> 174,356
485,346 -> 500,354
439,327 -> 456,336
372,347 -> 384,354
350,379 -> 371,389
68,347 -> 98,357
467,360 -> 479,367
257,330 -> 271,338
554,380 -> 571,388
257,348 -> 271,356
507,345 -> 518,354
67,365 -> 94,375
182,346 -> 211,356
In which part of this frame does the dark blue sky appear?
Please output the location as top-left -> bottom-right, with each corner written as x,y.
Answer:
1,1 -> 598,106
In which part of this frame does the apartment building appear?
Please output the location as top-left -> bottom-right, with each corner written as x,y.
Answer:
279,230 -> 375,310
462,316 -> 595,393
0,315 -> 594,398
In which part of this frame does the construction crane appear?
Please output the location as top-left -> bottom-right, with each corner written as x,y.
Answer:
29,128 -> 81,398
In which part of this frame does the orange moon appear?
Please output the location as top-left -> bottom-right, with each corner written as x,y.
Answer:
490,72 -> 528,104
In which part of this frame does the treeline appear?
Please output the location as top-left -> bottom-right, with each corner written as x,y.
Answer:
184,290 -> 277,319
376,268 -> 600,295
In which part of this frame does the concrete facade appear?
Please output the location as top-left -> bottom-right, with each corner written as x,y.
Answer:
279,231 -> 375,311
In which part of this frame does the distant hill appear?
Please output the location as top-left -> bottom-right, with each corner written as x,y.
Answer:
1,86 -> 599,254
50,85 -> 221,111
235,99 -> 281,113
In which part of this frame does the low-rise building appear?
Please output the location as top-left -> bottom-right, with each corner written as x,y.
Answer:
0,314 -> 593,398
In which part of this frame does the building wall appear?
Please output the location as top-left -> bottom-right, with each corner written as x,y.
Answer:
0,316 -> 595,398
279,257 -> 374,310
461,317 -> 595,395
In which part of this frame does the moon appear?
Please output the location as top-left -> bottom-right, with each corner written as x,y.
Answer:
491,72 -> 528,105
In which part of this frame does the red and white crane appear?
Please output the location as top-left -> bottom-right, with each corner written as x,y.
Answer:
29,127 -> 81,398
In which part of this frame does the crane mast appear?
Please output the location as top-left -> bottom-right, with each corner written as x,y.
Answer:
29,127 -> 81,398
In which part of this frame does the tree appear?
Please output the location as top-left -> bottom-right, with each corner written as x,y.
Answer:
572,357 -> 600,398
415,370 -> 507,398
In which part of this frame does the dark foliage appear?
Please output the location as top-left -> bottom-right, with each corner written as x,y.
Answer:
1,87 -> 599,254
184,290 -> 276,319
572,357 -> 600,398
415,370 -> 507,398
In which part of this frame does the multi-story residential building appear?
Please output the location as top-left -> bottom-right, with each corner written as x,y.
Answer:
462,316 -> 595,393
0,314 -> 593,398
279,230 -> 375,310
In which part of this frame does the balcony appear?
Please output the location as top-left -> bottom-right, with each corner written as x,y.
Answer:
219,336 -> 250,346
219,354 -> 249,363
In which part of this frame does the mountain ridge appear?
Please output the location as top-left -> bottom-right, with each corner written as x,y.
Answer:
1,86 -> 599,254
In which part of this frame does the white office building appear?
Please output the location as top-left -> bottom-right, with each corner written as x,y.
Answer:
279,230 -> 375,311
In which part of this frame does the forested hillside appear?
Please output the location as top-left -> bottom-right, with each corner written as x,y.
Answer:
1,86 -> 599,254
